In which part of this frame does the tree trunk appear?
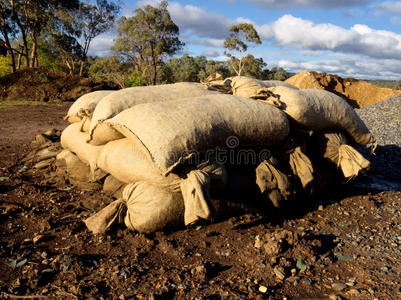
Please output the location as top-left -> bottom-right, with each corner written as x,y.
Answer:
79,60 -> 85,77
3,36 -> 16,72
150,46 -> 157,85
8,46 -> 16,72
30,30 -> 38,68
17,49 -> 22,69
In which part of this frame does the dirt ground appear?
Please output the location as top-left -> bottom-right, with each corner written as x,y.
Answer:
0,68 -> 115,103
0,104 -> 400,299
286,70 -> 401,108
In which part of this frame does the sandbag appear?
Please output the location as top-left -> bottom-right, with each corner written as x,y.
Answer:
102,94 -> 290,174
103,175 -> 126,199
288,147 -> 314,189
80,117 -> 91,133
230,76 -> 298,99
96,138 -> 183,191
266,86 -> 375,145
255,158 -> 292,208
60,123 -> 104,178
180,170 -> 213,225
56,149 -> 105,183
313,130 -> 370,179
85,182 -> 185,234
124,182 -> 185,233
65,90 -> 115,123
88,82 -> 220,145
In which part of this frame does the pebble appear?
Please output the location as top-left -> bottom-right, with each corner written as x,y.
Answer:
258,285 -> 268,293
332,282 -> 347,291
274,267 -> 286,280
357,95 -> 401,146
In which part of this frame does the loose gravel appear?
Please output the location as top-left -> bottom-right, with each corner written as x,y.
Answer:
355,95 -> 401,191
357,94 -> 401,146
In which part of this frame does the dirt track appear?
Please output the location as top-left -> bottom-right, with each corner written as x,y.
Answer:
0,104 -> 401,299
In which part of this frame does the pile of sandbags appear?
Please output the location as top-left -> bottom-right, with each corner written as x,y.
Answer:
56,75 -> 374,234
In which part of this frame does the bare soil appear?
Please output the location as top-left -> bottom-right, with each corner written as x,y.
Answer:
0,68 -> 116,103
286,70 -> 401,108
0,104 -> 400,299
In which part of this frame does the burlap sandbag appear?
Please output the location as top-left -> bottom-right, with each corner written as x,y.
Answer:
255,158 -> 292,208
55,149 -> 104,190
80,117 -> 91,133
266,86 -> 375,145
102,94 -> 290,174
88,83 -> 220,145
96,138 -> 182,191
103,175 -> 126,199
85,182 -> 185,234
288,147 -> 314,189
97,138 -> 227,225
65,90 -> 115,123
230,76 -> 298,99
314,130 -> 370,179
60,123 -> 104,179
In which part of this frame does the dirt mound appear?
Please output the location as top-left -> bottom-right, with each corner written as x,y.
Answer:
285,70 -> 401,108
0,68 -> 116,102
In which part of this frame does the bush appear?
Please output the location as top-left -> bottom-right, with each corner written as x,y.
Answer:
0,56 -> 11,77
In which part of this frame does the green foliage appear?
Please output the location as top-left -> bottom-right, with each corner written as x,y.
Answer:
265,67 -> 292,81
369,80 -> 401,90
224,23 -> 261,76
38,73 -> 48,82
89,55 -> 137,88
112,0 -> 184,85
0,56 -> 11,76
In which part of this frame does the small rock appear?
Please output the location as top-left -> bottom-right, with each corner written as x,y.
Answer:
33,235 -> 44,244
264,240 -> 281,255
258,285 -> 268,293
254,235 -> 262,249
347,289 -> 360,295
332,282 -> 347,292
274,266 -> 286,280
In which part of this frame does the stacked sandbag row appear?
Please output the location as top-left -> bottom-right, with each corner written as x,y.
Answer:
59,75 -> 375,233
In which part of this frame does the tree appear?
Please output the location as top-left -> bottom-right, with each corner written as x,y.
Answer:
224,23 -> 261,76
89,55 -> 133,88
165,54 -> 200,82
1,0 -> 79,71
48,33 -> 83,75
69,0 -> 119,76
0,1 -> 16,71
113,0 -> 184,85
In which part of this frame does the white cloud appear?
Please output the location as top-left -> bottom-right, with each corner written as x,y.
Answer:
243,0 -> 369,9
275,55 -> 401,80
268,15 -> 401,60
88,33 -> 115,57
136,1 -> 234,39
375,1 -> 401,14
201,50 -> 221,58
194,39 -> 225,48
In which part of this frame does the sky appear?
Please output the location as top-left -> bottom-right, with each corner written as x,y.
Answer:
89,0 -> 401,80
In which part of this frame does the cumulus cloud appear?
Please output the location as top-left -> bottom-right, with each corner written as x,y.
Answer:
194,39 -> 226,48
201,50 -> 221,58
269,15 -> 401,60
88,33 -> 115,57
242,0 -> 369,9
375,1 -> 401,14
136,1 -> 234,39
275,55 -> 401,80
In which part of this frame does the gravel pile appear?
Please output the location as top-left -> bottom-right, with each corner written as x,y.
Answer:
357,95 -> 401,146
354,95 -> 401,191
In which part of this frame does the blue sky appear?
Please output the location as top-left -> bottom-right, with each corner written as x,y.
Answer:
89,0 -> 401,80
